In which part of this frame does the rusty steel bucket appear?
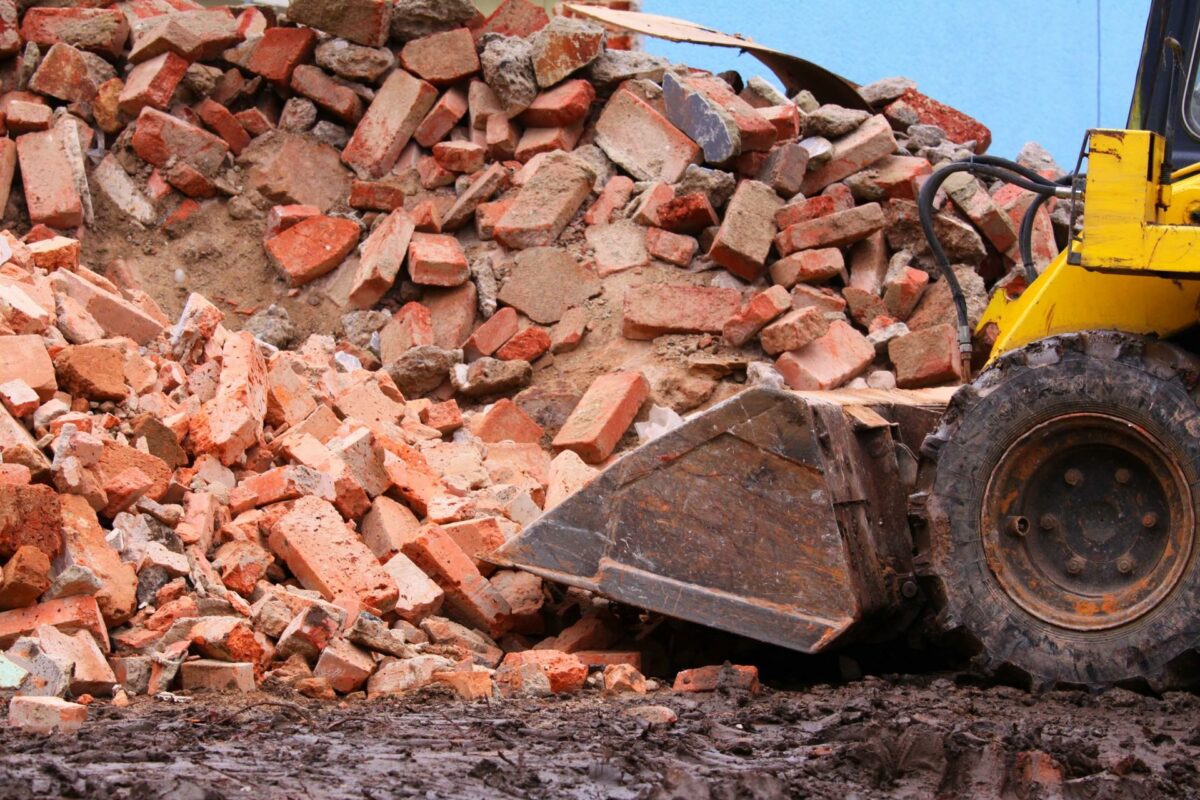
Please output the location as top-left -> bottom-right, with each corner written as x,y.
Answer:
491,386 -> 953,653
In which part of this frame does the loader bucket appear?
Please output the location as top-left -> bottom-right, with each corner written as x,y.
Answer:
492,386 -> 953,653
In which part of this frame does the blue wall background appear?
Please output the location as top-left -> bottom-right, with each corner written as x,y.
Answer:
642,0 -> 1152,168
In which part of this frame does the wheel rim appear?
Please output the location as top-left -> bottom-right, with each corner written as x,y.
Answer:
980,412 -> 1194,631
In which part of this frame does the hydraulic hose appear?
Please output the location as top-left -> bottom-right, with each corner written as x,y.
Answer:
917,156 -> 1064,382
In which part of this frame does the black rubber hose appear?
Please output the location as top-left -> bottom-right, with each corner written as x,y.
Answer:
917,159 -> 1061,380
1018,191 -> 1054,282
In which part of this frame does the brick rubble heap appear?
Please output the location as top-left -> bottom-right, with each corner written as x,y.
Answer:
0,0 -> 1067,727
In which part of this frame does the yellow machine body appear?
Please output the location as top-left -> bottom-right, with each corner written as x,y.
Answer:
982,129 -> 1200,359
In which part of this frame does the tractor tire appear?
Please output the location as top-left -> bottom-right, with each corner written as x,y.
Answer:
921,331 -> 1200,689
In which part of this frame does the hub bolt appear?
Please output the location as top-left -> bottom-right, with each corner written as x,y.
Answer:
1039,514 -> 1058,531
1115,468 -> 1132,484
1066,556 -> 1085,575
1064,468 -> 1084,487
1006,516 -> 1030,537
1118,555 -> 1135,574
1142,512 -> 1159,529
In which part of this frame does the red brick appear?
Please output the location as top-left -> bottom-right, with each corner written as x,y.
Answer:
474,0 -> 549,39
265,215 -> 360,286
0,334 -> 55,401
656,193 -> 719,235
760,103 -> 802,140
760,306 -> 832,356
775,202 -> 886,256
290,64 -> 364,124
475,198 -> 513,239
414,88 -> 468,149
131,107 -> 229,177
775,195 -> 839,229
674,663 -> 760,693
860,155 -> 932,200
848,232 -> 889,294
268,495 -> 399,614
433,141 -> 486,174
0,595 -> 108,651
286,0 -> 390,48
5,101 -> 51,133
360,495 -> 421,561
530,17 -> 604,88
645,227 -> 698,267
520,79 -> 595,127
8,696 -> 88,733
380,301 -> 436,362
889,323 -> 961,389
723,285 -> 791,346
410,200 -> 442,232
995,183 -> 1058,268
629,181 -> 673,226
594,87 -> 701,183
884,266 -> 930,320
496,327 -> 550,362
266,203 -> 319,239
775,320 -> 874,390
425,282 -> 480,349
401,525 -> 511,637
0,482 -> 60,563
407,232 -> 469,287
28,43 -> 114,105
514,121 -> 584,163
344,69 -> 438,179
801,115 -> 897,194
118,51 -> 187,116
469,399 -> 544,444
484,114 -> 519,161
553,371 -> 648,463
463,307 -> 519,361
758,142 -> 809,196
345,208 -> 413,308
180,660 -> 256,692
245,27 -> 317,85
16,130 -> 83,229
885,87 -> 992,151
622,284 -> 741,340
494,157 -> 593,249
943,172 -> 1018,258
417,155 -> 455,189
399,28 -> 480,87
21,7 -> 129,58
380,441 -> 449,517
496,649 -> 586,694
128,9 -> 240,63
421,400 -> 463,434
194,97 -> 251,156
769,248 -> 844,288
708,180 -> 783,280
583,175 -> 634,226
348,179 -> 405,212
234,107 -> 274,137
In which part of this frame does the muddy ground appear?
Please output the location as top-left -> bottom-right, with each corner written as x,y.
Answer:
2,673 -> 1198,799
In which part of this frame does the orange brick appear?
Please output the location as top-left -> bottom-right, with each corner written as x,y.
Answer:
552,371 -> 648,463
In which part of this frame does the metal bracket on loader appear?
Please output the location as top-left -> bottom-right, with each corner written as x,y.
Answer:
491,386 -> 953,654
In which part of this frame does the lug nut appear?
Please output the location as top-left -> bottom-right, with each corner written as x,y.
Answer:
1006,516 -> 1030,537
1142,512 -> 1159,529
1039,514 -> 1058,531
1115,468 -> 1132,484
1064,468 -> 1084,487
1066,556 -> 1085,575
1117,555 -> 1135,574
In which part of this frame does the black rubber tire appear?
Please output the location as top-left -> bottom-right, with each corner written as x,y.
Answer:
921,331 -> 1200,689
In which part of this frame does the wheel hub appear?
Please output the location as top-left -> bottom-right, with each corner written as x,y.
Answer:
981,412 -> 1194,631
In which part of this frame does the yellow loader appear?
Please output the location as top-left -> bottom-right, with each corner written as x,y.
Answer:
496,1 -> 1200,689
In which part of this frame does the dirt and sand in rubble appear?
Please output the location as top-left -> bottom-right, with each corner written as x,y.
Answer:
2,675 -> 1199,799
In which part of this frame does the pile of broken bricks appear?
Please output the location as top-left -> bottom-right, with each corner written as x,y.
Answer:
0,0 -> 1068,731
